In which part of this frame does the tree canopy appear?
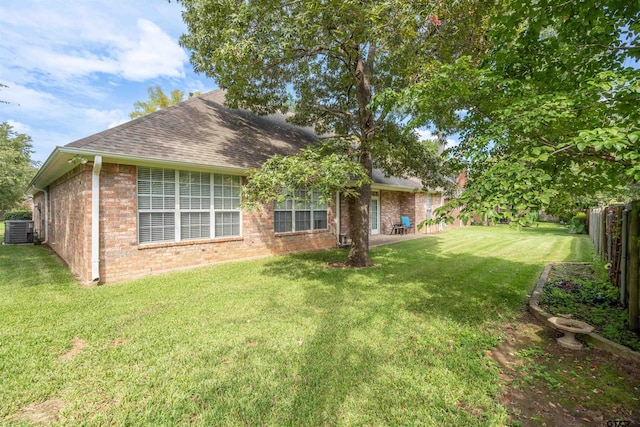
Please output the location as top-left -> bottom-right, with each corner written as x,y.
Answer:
400,0 -> 640,225
178,0 -> 489,265
0,122 -> 37,212
130,86 -> 191,119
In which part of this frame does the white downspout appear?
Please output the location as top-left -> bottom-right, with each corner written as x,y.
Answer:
91,156 -> 102,283
32,186 -> 49,244
335,192 -> 341,245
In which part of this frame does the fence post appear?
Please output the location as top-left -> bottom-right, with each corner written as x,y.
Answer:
600,207 -> 607,259
621,206 -> 629,305
629,201 -> 639,331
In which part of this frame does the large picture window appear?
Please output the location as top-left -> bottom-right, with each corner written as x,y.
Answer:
137,167 -> 241,244
274,189 -> 328,233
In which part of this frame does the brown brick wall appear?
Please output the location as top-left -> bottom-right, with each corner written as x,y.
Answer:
380,190 -> 417,234
97,163 -> 338,284
38,162 -> 457,284
45,164 -> 93,282
339,190 -> 423,236
338,194 -> 351,237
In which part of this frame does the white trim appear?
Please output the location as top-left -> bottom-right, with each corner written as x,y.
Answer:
335,192 -> 341,243
210,173 -> 215,238
174,170 -> 181,242
274,190 -> 328,233
371,184 -> 420,193
91,156 -> 102,283
137,167 -> 242,244
58,147 -> 248,174
27,147 -> 248,195
371,194 -> 380,235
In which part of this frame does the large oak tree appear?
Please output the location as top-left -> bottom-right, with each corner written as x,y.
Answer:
177,0 -> 488,266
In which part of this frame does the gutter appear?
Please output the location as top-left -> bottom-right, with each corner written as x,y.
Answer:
31,186 -> 49,244
59,147 -> 248,175
91,156 -> 102,283
27,146 -> 248,196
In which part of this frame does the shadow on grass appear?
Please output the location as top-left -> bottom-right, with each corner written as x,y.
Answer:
566,234 -> 593,262
252,236 -> 550,424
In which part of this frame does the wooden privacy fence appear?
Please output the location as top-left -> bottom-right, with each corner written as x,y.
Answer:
589,201 -> 640,331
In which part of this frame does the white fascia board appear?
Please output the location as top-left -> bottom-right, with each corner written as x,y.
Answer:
27,147 -> 249,194
371,184 -> 422,193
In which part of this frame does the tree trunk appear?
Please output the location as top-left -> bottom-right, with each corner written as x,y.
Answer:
345,49 -> 375,267
346,151 -> 374,267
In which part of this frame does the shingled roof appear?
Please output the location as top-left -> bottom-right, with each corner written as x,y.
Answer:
30,89 -> 427,193
66,89 -> 318,169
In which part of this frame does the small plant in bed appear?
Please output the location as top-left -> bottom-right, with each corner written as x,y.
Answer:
540,263 -> 640,352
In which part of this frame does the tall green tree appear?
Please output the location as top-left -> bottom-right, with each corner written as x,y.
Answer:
0,122 -> 37,212
130,86 -> 188,119
178,0 -> 489,266
402,0 -> 640,225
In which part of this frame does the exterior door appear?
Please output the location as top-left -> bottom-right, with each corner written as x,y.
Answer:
371,193 -> 380,235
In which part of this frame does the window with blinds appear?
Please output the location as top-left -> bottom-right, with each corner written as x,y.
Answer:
274,189 -> 328,233
180,171 -> 211,240
137,167 -> 242,244
138,167 -> 176,244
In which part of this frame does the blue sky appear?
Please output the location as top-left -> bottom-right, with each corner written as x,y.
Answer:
0,0 -> 453,164
0,0 -> 216,164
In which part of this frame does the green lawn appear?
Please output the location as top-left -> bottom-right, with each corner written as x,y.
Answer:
0,222 -> 592,426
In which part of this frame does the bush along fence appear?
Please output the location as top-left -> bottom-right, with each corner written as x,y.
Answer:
589,201 -> 640,331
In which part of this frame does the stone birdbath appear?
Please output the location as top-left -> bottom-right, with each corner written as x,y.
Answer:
547,316 -> 594,350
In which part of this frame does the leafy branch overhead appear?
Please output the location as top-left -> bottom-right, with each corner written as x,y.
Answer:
241,146 -> 371,210
399,0 -> 640,225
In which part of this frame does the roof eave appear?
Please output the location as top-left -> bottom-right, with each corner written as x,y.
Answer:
27,147 -> 249,195
372,183 -> 422,193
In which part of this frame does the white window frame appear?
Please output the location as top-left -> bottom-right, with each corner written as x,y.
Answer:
179,170 -> 212,241
211,174 -> 242,238
274,189 -> 328,233
137,167 -> 176,244
137,167 -> 242,244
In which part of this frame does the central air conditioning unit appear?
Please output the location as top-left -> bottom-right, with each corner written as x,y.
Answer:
3,220 -> 34,244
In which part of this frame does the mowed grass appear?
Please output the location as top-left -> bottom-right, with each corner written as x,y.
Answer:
0,222 -> 593,426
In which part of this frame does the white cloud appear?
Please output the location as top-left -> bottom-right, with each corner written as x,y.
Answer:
6,120 -> 31,134
118,19 -> 187,81
0,81 -> 63,116
0,4 -> 187,87
0,0 -> 215,164
416,129 -> 438,141
83,109 -> 130,130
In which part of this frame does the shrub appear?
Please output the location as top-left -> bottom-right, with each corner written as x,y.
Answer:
567,212 -> 586,234
3,210 -> 33,220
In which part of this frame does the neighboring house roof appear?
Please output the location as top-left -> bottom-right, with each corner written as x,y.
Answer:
28,90 -> 426,193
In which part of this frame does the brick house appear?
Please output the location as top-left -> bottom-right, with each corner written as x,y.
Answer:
27,90 -> 447,284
